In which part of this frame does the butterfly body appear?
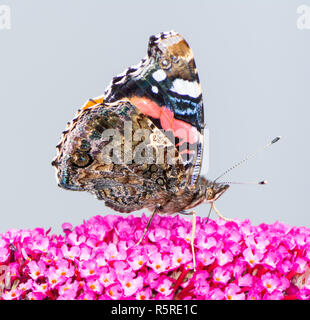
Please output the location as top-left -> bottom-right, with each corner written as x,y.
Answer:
52,31 -> 229,216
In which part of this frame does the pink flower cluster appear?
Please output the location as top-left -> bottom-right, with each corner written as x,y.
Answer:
0,214 -> 310,300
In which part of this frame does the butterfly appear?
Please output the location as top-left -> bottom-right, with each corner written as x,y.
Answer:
52,31 -> 246,270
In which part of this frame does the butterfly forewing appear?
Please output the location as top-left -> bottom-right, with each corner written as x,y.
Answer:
104,31 -> 205,187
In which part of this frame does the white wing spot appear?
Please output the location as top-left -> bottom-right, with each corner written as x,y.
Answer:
170,79 -> 201,98
152,70 -> 166,82
152,86 -> 159,94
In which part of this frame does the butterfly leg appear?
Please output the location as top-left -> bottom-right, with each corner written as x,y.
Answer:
204,204 -> 213,225
135,208 -> 157,246
191,210 -> 197,272
180,210 -> 197,272
211,203 -> 233,221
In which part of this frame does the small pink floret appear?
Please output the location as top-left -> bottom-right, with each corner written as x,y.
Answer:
0,215 -> 310,300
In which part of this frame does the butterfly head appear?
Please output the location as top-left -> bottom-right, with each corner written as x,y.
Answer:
204,180 -> 230,203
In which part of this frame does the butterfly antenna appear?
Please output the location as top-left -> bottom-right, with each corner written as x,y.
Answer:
221,180 -> 268,185
214,136 -> 281,182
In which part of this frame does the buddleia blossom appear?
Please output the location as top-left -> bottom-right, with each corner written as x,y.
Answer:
0,214 -> 310,300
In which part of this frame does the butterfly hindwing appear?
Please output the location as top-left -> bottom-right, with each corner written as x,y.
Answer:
53,97 -> 187,213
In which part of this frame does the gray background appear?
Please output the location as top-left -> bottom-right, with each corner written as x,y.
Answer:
0,0 -> 309,234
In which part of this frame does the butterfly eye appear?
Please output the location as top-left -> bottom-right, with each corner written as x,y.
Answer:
71,151 -> 93,168
78,139 -> 91,152
160,58 -> 171,69
206,188 -> 215,201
